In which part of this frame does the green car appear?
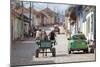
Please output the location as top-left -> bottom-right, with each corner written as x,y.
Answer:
68,34 -> 88,54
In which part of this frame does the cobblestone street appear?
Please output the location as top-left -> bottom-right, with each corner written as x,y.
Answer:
11,26 -> 95,66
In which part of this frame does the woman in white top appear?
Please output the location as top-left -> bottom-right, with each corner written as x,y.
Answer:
35,29 -> 42,40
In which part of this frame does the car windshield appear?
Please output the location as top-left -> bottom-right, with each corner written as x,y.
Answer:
72,35 -> 86,40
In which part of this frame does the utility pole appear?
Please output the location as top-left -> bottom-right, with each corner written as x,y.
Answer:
21,1 -> 24,40
56,9 -> 59,23
55,8 -> 58,24
30,1 -> 32,27
61,10 -> 63,23
46,4 -> 48,25
69,18 -> 71,38
32,2 -> 34,26
29,1 -> 32,36
54,7 -> 56,25
11,0 -> 14,42
58,11 -> 60,24
47,3 -> 48,8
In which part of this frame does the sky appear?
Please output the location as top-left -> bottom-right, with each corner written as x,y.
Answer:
22,2 -> 78,22
23,2 -> 72,15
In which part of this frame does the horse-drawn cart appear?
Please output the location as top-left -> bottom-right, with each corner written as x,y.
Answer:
35,40 -> 56,58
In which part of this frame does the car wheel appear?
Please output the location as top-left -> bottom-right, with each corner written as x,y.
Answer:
84,48 -> 88,53
90,48 -> 94,53
69,50 -> 71,54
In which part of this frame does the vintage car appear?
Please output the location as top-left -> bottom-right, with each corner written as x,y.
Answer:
67,34 -> 88,54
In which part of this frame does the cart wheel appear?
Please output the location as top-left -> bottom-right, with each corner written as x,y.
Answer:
35,49 -> 39,58
52,48 -> 56,57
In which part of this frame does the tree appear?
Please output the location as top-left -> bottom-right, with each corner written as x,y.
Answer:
68,7 -> 77,24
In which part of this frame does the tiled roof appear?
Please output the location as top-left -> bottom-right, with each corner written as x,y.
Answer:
41,7 -> 55,17
26,8 -> 38,14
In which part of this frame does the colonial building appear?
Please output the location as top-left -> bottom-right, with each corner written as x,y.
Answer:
11,6 -> 31,41
31,8 -> 39,27
40,7 -> 56,26
64,5 -> 85,38
81,6 -> 96,41
64,6 -> 78,37
30,7 -> 56,27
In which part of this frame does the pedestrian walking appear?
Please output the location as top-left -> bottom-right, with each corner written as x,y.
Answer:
35,29 -> 42,40
32,26 -> 37,38
41,31 -> 48,40
49,30 -> 56,40
49,30 -> 56,46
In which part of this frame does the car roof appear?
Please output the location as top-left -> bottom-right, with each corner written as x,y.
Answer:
72,34 -> 85,36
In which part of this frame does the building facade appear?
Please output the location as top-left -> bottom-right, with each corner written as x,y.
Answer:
11,1 -> 31,41
82,6 -> 96,41
64,6 -> 78,37
40,8 -> 56,25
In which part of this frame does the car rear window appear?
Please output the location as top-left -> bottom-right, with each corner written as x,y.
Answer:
72,35 -> 86,40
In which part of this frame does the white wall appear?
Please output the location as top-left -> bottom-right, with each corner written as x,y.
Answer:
24,22 -> 29,34
81,11 -> 94,40
86,11 -> 94,40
